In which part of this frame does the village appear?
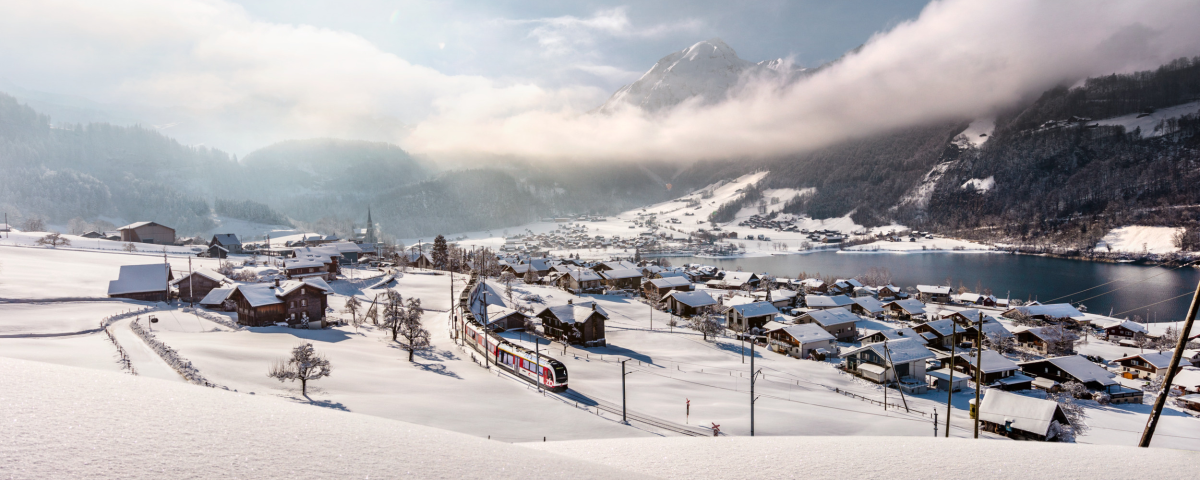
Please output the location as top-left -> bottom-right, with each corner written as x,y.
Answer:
1,211 -> 1199,448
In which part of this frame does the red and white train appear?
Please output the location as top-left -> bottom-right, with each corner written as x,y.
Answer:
461,317 -> 568,392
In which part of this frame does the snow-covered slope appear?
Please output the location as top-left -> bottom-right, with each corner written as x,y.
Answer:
0,357 -> 644,479
1095,225 -> 1183,254
529,436 -> 1199,480
1094,101 -> 1200,138
596,38 -> 803,114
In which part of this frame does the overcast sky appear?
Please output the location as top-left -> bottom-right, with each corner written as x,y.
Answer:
2,1 -> 1197,159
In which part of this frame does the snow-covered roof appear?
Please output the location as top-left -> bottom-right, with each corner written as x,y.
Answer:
806,295 -> 854,308
917,285 -> 952,294
1007,303 -> 1084,319
1021,355 -> 1117,386
920,319 -> 957,337
957,350 -> 1019,374
211,233 -> 240,245
285,259 -> 327,270
730,301 -> 779,318
800,278 -> 824,287
198,287 -> 235,306
775,323 -> 836,344
720,271 -> 758,287
118,221 -> 162,230
329,242 -> 363,253
851,297 -> 885,313
886,299 -> 927,315
599,261 -> 638,270
836,279 -> 864,288
237,278 -> 331,307
656,270 -> 690,279
537,301 -> 609,325
948,309 -> 983,322
842,338 -> 934,364
1108,320 -> 1148,334
978,390 -> 1065,437
107,264 -> 172,296
972,321 -> 1013,338
800,307 -> 859,328
565,269 -> 604,282
954,292 -> 996,303
867,327 -> 924,343
601,268 -> 644,280
171,268 -> 228,286
1115,351 -> 1191,370
649,277 -> 691,288
485,306 -> 528,325
665,290 -> 717,308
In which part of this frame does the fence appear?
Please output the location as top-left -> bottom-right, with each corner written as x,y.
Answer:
103,327 -> 138,375
181,307 -> 244,331
830,386 -> 932,417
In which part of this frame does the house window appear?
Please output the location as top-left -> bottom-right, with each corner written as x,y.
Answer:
301,299 -> 307,307
289,301 -> 294,308
301,288 -> 306,295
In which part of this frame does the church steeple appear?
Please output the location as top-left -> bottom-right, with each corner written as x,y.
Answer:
365,206 -> 377,244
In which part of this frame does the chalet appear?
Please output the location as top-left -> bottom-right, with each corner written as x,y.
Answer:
591,261 -> 638,273
284,259 -> 332,281
1113,351 -> 1190,380
883,299 -> 927,321
198,287 -> 235,310
963,320 -> 1014,347
707,271 -> 760,290
942,309 -> 986,326
1104,320 -> 1148,341
751,289 -> 798,309
537,300 -> 608,347
329,242 -> 363,264
107,264 -> 174,302
828,279 -> 863,296
228,278 -> 333,327
1012,326 -> 1072,354
653,270 -> 692,281
954,292 -> 998,307
644,276 -> 692,299
850,297 -> 885,318
525,258 -> 555,276
209,234 -> 243,254
80,231 -> 106,239
501,263 -> 534,277
556,269 -> 604,293
913,319 -> 960,349
207,244 -> 228,259
600,268 -> 644,290
840,338 -> 934,392
118,222 -> 176,245
805,294 -> 855,310
799,278 -> 827,294
1003,304 -> 1087,325
949,351 -> 1031,390
794,307 -> 859,342
404,251 -> 434,269
1019,355 -> 1142,404
853,285 -> 878,298
171,268 -> 230,303
977,390 -> 1072,442
728,301 -> 779,332
766,323 -> 835,359
877,285 -> 905,301
916,285 -> 952,304
859,327 -> 925,345
483,306 -> 530,332
1178,393 -> 1200,412
663,290 -> 718,317
1174,368 -> 1200,394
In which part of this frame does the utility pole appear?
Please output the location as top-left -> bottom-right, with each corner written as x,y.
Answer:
482,290 -> 490,369
187,256 -> 194,308
882,340 -> 910,412
1140,279 -> 1200,447
934,411 -> 938,437
621,359 -> 630,424
974,312 -> 984,439
750,336 -> 762,436
536,334 -> 542,393
946,318 -> 956,437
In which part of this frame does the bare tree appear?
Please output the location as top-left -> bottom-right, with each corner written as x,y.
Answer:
21,216 -> 45,232
35,232 -> 71,248
523,270 -> 538,284
344,296 -> 363,332
689,311 -> 723,341
381,291 -> 406,341
396,297 -> 431,362
123,242 -> 138,253
499,271 -> 518,303
1153,325 -> 1179,352
267,343 -> 331,396
1042,324 -> 1080,356
984,331 -> 1017,355
1007,309 -> 1042,327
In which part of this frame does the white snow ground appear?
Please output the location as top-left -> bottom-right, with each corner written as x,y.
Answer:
4,356 -> 1197,479
1095,226 -> 1183,254
1095,101 -> 1200,138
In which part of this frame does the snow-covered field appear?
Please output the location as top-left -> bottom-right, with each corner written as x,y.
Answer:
1095,101 -> 1200,138
1095,226 -> 1183,254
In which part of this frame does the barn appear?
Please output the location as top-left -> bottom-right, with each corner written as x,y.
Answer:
118,222 -> 176,245
107,264 -> 174,302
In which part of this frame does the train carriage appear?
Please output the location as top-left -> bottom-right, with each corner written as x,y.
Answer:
459,279 -> 568,392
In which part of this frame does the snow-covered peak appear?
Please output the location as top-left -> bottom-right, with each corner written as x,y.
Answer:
596,38 -> 804,114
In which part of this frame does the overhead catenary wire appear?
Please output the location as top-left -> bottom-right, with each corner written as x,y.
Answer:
1043,260 -> 1196,304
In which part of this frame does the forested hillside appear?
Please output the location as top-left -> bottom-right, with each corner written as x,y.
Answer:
918,57 -> 1200,251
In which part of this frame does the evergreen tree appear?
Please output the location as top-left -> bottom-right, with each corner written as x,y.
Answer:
432,234 -> 449,270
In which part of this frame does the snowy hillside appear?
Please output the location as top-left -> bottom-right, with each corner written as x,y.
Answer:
596,38 -> 804,114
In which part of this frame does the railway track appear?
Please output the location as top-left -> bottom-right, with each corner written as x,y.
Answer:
556,388 -> 710,437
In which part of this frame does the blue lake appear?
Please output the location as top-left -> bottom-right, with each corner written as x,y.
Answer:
666,252 -> 1200,322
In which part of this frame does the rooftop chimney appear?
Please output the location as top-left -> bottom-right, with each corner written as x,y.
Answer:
275,278 -> 280,288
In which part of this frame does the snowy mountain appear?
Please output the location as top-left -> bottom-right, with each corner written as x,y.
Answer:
595,38 -> 805,114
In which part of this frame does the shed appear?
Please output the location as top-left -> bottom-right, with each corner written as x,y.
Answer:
977,390 -> 1071,441
663,290 -> 717,317
209,234 -> 243,254
118,222 -> 176,245
107,264 -> 174,302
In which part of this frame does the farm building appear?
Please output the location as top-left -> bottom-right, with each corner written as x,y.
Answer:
118,222 -> 176,245
171,268 -> 230,304
209,234 -> 243,254
228,278 -> 333,327
537,300 -> 607,347
663,290 -> 717,317
107,264 -> 174,302
977,390 -> 1072,442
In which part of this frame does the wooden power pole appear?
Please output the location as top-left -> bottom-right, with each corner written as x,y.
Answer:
1140,279 -> 1200,447
974,312 -> 984,439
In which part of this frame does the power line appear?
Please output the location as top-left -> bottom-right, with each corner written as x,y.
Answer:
1045,260 -> 1196,303
1113,289 -> 1197,317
